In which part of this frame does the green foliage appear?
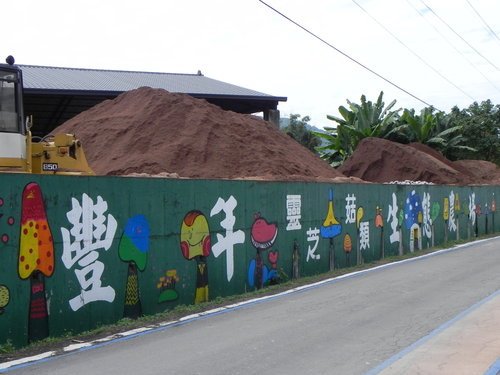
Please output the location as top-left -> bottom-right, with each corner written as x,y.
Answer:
316,91 -> 401,166
294,93 -> 498,167
314,125 -> 353,167
448,100 -> 500,164
281,114 -> 321,153
0,339 -> 14,354
392,107 -> 475,160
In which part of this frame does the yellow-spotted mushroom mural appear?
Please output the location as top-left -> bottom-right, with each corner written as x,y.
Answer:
180,211 -> 211,304
18,182 -> 54,343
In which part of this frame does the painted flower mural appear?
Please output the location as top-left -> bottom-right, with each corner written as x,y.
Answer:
157,270 -> 179,303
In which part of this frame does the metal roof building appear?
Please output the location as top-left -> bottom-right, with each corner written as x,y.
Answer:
19,65 -> 287,136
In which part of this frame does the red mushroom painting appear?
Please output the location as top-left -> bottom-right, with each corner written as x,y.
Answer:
248,213 -> 279,289
18,182 -> 54,342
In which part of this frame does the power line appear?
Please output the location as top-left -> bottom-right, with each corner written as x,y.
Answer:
466,0 -> 500,45
420,0 -> 500,71
257,0 -> 435,108
352,0 -> 476,102
407,0 -> 500,94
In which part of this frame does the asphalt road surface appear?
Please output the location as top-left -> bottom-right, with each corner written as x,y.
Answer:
8,237 -> 500,375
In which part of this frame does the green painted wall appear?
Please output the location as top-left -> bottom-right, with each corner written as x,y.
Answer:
0,173 -> 498,347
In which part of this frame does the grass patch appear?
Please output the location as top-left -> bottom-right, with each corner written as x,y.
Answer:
0,341 -> 14,355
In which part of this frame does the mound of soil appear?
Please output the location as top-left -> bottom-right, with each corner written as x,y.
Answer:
452,160 -> 500,184
51,87 -> 498,186
408,143 -> 472,177
409,143 -> 500,184
338,137 -> 476,185
52,87 -> 345,181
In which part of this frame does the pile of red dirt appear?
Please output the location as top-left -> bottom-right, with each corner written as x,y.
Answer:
338,137 -> 500,185
52,87 -> 347,182
51,88 -> 499,185
452,159 -> 500,184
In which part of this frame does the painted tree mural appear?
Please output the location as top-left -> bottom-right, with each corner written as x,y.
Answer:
118,214 -> 150,319
180,210 -> 211,304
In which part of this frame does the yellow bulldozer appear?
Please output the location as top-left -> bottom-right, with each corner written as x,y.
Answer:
0,56 -> 93,175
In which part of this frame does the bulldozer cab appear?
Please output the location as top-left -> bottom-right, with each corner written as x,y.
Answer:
0,59 -> 27,171
0,57 -> 93,175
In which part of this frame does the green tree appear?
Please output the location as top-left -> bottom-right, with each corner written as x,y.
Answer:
448,100 -> 500,164
316,91 -> 401,166
282,114 -> 321,153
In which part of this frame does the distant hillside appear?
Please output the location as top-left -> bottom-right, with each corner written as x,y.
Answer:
279,117 -> 328,146
279,117 -> 326,134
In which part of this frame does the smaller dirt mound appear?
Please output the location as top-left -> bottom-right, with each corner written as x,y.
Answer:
52,87 -> 345,181
452,160 -> 500,184
338,138 -> 474,185
408,143 -> 473,178
409,143 -> 500,184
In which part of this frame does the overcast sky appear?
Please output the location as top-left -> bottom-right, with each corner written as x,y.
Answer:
5,0 -> 500,128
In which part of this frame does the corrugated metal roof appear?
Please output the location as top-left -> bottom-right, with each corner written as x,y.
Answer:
19,65 -> 286,100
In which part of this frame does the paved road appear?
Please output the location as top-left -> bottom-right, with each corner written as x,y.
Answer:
8,238 -> 500,375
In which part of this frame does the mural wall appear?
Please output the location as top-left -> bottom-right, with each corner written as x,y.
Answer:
0,173 -> 498,347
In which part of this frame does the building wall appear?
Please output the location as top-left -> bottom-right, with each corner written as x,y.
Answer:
0,174 -> 498,347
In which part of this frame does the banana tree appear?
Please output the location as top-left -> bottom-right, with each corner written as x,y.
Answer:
314,124 -> 354,167
393,108 -> 475,159
315,92 -> 401,166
